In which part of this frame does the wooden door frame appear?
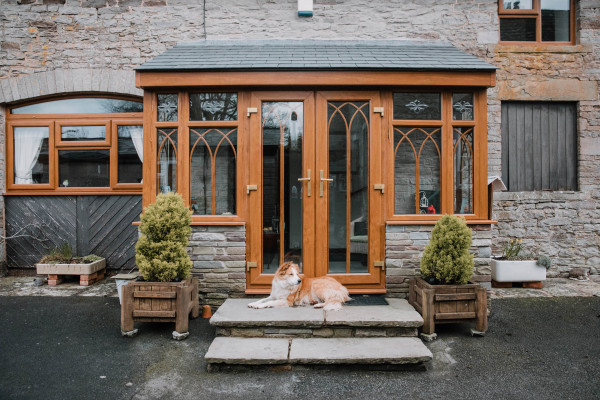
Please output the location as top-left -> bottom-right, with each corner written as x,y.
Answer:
246,91 -> 316,292
315,91 -> 385,291
246,91 -> 385,293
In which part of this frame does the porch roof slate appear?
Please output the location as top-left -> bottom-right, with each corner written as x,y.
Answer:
136,40 -> 497,72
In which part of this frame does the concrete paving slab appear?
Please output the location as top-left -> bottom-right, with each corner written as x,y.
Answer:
210,298 -> 325,327
204,337 -> 290,364
289,337 -> 432,364
324,298 -> 423,327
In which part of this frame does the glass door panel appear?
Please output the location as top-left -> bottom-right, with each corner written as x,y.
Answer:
261,101 -> 304,273
326,101 -> 370,274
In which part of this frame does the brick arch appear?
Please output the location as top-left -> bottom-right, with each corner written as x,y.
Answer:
0,69 -> 143,104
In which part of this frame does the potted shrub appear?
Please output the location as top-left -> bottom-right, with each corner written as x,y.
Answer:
36,243 -> 105,286
408,215 -> 487,340
491,239 -> 551,289
120,192 -> 199,340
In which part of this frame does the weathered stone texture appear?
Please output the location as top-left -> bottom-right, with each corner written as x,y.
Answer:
187,225 -> 246,307
385,224 -> 492,298
0,0 -> 598,281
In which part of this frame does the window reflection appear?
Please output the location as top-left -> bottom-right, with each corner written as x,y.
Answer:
59,150 -> 110,187
190,93 -> 238,121
11,98 -> 142,114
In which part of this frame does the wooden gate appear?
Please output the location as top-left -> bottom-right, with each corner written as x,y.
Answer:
5,195 -> 142,270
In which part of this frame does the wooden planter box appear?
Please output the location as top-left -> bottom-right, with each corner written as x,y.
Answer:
36,259 -> 106,286
409,277 -> 487,336
120,277 -> 199,336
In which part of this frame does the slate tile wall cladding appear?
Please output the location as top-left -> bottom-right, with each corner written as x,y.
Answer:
385,225 -> 492,299
187,225 -> 246,307
0,0 -> 598,281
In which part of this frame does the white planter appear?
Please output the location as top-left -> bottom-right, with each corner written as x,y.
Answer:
112,273 -> 139,304
491,259 -> 546,282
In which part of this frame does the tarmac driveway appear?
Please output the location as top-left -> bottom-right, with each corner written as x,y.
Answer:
0,295 -> 599,400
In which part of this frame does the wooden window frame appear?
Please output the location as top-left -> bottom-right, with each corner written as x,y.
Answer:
144,91 -> 247,224
5,96 -> 143,195
384,89 -> 489,224
498,0 -> 575,45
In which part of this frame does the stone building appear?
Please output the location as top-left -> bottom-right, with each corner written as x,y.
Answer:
0,0 -> 598,306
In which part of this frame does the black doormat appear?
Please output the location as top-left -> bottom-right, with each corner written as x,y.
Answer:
346,295 -> 389,306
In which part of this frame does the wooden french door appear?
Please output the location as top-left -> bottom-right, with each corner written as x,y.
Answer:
246,91 -> 385,293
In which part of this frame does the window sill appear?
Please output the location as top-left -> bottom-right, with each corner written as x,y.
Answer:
4,190 -> 142,196
386,219 -> 497,225
494,44 -> 591,54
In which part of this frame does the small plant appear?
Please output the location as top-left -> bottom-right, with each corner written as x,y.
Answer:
501,239 -> 523,259
498,239 -> 549,263
39,243 -> 102,264
135,192 -> 192,282
536,254 -> 552,270
420,215 -> 474,285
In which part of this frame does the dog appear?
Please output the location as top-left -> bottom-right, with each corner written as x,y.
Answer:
247,261 -> 350,311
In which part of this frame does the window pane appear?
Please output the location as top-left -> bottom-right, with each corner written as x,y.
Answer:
190,93 -> 238,121
394,127 -> 442,215
157,94 -> 178,122
61,125 -> 105,141
393,93 -> 441,120
503,0 -> 533,9
157,128 -> 177,193
454,127 -> 475,214
59,150 -> 110,187
541,0 -> 570,42
189,128 -> 237,215
13,127 -> 49,184
453,93 -> 474,121
327,101 -> 369,274
11,98 -> 142,114
500,18 -> 537,41
261,102 -> 304,273
118,126 -> 143,184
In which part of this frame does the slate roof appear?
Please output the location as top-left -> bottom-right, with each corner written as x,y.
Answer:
136,40 -> 496,72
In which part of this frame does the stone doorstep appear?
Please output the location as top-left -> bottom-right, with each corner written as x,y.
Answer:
205,337 -> 433,366
209,298 -> 424,329
216,326 -> 419,338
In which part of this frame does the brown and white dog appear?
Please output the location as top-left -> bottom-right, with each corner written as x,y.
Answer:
248,261 -> 350,311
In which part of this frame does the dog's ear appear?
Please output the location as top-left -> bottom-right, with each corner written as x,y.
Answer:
279,261 -> 293,272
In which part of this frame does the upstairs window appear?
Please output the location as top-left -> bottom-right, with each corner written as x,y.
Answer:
499,0 -> 574,44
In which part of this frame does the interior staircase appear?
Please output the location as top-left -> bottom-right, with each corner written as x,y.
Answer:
205,298 -> 433,370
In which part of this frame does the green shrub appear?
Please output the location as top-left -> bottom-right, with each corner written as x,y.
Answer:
536,254 -> 552,269
136,192 -> 192,282
420,215 -> 474,285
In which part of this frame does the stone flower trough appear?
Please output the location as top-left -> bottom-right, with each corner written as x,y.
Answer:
36,259 -> 106,286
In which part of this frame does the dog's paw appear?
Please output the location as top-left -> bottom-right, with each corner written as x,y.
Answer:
247,302 -> 259,308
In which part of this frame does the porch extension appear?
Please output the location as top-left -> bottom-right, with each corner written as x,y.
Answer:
205,298 -> 433,369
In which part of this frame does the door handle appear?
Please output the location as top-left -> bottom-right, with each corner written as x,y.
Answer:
319,170 -> 333,197
297,169 -> 311,197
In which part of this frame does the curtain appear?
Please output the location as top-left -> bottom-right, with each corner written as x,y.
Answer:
129,126 -> 143,162
14,126 -> 47,184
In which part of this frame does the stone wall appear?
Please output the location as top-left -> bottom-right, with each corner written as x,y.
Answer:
385,224 -> 492,299
187,225 -> 246,307
0,0 -> 598,279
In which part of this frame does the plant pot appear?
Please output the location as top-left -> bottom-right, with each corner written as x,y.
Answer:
36,258 -> 106,286
120,277 -> 199,338
409,277 -> 487,337
112,273 -> 139,304
491,259 -> 546,283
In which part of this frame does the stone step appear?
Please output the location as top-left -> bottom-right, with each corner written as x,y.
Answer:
205,337 -> 433,368
210,298 -> 424,338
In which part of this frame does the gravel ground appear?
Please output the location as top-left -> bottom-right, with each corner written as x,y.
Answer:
0,294 -> 598,400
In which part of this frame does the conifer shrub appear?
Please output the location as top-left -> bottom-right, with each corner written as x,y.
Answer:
420,215 -> 474,285
136,192 -> 193,282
